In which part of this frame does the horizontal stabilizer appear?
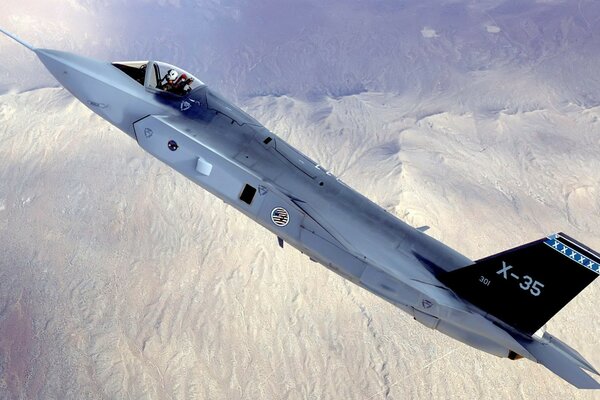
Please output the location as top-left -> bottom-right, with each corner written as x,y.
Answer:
547,334 -> 599,376
518,333 -> 600,389
440,233 -> 599,335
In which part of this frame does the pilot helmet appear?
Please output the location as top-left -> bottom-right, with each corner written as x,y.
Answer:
167,69 -> 179,81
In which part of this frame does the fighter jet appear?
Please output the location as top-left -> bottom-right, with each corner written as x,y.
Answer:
1,29 -> 598,388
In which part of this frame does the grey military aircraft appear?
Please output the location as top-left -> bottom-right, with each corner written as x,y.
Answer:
1,28 -> 598,388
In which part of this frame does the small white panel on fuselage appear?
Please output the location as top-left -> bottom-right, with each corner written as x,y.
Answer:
196,157 -> 213,176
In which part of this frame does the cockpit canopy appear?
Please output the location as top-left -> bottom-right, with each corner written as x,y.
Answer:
113,60 -> 260,126
113,60 -> 204,96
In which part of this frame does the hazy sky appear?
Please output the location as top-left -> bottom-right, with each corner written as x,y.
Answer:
1,0 -> 599,102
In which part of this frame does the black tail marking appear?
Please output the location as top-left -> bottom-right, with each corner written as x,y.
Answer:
440,233 -> 599,336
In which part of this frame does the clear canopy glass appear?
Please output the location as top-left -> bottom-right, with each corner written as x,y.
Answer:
113,60 -> 203,96
145,61 -> 203,96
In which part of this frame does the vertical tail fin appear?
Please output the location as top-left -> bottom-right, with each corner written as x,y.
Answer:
440,233 -> 599,336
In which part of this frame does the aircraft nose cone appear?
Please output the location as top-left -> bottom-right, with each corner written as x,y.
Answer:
34,49 -> 99,99
33,48 -> 153,140
34,49 -> 68,77
33,49 -> 122,122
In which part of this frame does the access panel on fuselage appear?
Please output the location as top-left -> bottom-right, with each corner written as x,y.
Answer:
134,115 -> 253,205
132,114 -> 306,244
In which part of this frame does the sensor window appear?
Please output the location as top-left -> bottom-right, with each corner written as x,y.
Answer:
240,184 -> 257,205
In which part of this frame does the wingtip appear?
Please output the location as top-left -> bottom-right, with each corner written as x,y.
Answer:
0,28 -> 36,51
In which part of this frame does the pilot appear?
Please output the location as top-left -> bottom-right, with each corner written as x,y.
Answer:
161,69 -> 194,95
160,69 -> 179,92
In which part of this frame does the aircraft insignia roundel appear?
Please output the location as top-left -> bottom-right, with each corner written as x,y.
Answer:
271,207 -> 290,227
